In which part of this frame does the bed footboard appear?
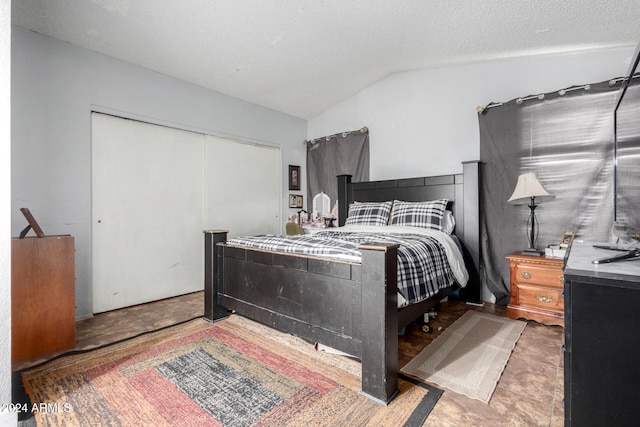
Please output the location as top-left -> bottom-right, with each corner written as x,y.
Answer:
203,230 -> 400,404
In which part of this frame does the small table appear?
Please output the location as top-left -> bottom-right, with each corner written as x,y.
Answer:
505,252 -> 565,326
12,235 -> 76,363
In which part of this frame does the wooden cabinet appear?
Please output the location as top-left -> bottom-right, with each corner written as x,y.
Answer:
11,235 -> 75,363
563,242 -> 640,426
506,252 -> 565,326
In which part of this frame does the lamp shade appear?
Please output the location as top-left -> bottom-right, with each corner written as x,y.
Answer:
507,172 -> 555,205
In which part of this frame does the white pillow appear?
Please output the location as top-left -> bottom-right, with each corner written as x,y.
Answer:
441,210 -> 455,234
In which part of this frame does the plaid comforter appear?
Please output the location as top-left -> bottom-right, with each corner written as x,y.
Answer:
226,226 -> 466,306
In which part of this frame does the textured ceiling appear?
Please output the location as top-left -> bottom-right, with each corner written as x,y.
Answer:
12,0 -> 640,119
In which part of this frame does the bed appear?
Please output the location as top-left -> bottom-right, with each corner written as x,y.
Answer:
203,160 -> 480,404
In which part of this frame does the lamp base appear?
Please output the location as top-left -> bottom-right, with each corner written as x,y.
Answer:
520,248 -> 543,257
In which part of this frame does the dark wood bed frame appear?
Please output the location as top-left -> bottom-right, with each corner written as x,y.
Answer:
203,160 -> 480,404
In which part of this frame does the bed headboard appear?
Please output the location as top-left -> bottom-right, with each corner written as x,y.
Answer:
337,160 -> 481,302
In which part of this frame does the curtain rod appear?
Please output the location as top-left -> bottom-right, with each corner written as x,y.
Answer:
476,82 -> 598,114
608,72 -> 640,86
304,126 -> 368,145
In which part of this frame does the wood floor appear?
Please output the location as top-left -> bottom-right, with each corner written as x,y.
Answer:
14,291 -> 564,426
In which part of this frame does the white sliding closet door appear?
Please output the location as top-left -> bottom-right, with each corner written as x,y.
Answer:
205,135 -> 281,237
92,113 -> 205,313
92,113 -> 282,314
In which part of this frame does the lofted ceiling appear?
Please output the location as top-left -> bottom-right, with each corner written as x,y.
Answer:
12,0 -> 640,119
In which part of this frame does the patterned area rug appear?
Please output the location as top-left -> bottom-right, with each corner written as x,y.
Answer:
401,311 -> 526,403
22,315 -> 442,426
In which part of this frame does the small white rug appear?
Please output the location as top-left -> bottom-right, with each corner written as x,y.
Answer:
401,311 -> 526,403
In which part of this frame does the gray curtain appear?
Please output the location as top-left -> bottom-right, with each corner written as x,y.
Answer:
306,128 -> 370,217
479,81 -> 621,304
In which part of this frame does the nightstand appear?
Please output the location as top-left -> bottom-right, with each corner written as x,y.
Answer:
506,252 -> 565,326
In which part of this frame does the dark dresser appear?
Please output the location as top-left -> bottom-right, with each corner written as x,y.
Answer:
564,242 -> 640,426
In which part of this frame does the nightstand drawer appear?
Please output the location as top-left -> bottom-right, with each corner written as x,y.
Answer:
514,264 -> 564,287
506,252 -> 565,326
516,283 -> 564,313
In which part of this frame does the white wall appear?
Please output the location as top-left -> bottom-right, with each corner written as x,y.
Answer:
308,46 -> 637,302
308,47 -> 637,180
0,0 -> 13,425
11,26 -> 307,319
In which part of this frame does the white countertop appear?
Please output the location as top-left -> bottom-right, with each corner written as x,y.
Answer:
565,241 -> 640,282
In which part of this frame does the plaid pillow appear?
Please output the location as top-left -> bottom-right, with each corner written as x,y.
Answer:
389,199 -> 449,231
345,201 -> 393,226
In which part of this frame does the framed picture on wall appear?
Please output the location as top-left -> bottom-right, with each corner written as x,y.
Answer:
289,194 -> 298,208
289,165 -> 300,190
296,195 -> 303,208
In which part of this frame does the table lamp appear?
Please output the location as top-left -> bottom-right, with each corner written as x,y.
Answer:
508,172 -> 555,256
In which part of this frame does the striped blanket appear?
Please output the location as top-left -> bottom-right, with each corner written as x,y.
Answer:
227,225 -> 468,307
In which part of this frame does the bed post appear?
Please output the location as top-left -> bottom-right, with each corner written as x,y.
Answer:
337,174 -> 352,227
359,242 -> 399,404
203,230 -> 229,322
461,160 -> 481,302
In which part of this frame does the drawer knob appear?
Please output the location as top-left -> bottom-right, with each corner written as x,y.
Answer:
521,271 -> 531,279
536,294 -> 553,303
